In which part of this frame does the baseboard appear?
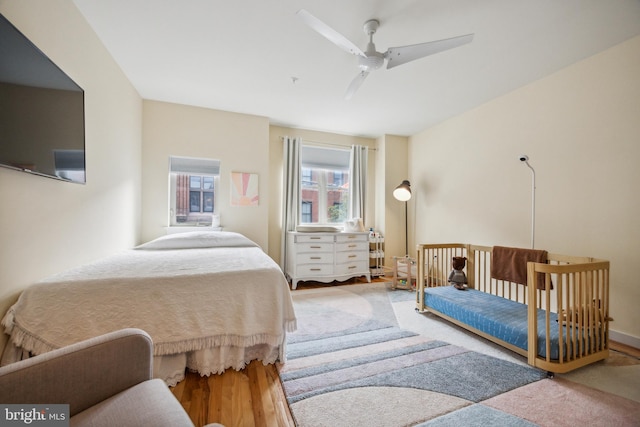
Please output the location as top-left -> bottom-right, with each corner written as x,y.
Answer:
610,329 -> 640,350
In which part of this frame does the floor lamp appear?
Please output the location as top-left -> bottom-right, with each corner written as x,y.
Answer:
519,155 -> 536,249
393,180 -> 412,256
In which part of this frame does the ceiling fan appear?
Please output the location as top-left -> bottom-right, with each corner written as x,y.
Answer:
296,9 -> 474,100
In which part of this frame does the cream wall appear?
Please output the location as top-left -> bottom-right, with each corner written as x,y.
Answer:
0,0 -> 142,351
409,36 -> 640,345
267,126 -> 377,266
378,135 -> 410,266
141,100 -> 270,249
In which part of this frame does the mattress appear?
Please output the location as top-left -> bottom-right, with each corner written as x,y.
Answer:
424,286 -> 561,359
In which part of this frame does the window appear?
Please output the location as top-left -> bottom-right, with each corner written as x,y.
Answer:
189,176 -> 214,213
300,145 -> 350,225
302,168 -> 313,185
169,156 -> 220,226
301,201 -> 312,223
332,171 -> 343,187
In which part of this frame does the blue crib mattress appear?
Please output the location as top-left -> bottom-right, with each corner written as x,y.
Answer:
424,286 -> 561,359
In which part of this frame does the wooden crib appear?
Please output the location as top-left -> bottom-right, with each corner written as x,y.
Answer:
416,243 -> 611,374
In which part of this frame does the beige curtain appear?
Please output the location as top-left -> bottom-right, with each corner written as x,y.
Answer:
280,136 -> 301,270
349,145 -> 368,222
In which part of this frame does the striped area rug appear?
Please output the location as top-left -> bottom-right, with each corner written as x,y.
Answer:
280,283 -> 545,426
281,283 -> 640,426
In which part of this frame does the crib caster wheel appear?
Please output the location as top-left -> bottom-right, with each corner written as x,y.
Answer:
546,371 -> 554,379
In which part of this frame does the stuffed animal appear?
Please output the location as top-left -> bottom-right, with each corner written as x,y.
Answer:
448,256 -> 468,290
557,299 -> 612,327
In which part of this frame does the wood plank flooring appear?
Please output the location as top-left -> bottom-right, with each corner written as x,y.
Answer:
171,361 -> 294,427
170,277 -> 374,427
171,342 -> 638,427
170,276 -> 639,426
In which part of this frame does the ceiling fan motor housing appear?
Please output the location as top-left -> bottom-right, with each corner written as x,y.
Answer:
359,19 -> 385,71
358,50 -> 384,71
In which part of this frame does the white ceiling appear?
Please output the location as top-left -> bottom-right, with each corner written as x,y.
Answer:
73,0 -> 640,138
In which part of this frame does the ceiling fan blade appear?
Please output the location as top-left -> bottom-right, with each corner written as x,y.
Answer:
344,71 -> 369,100
385,33 -> 474,69
296,9 -> 365,57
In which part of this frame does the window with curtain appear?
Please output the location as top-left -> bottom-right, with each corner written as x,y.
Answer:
169,156 -> 220,226
300,145 -> 350,225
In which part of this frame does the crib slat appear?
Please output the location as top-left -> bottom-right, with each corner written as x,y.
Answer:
544,275 -> 551,362
556,273 -> 565,364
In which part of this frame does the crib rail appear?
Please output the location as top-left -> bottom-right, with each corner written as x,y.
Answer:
416,243 -> 467,309
527,260 -> 610,373
416,243 -> 610,373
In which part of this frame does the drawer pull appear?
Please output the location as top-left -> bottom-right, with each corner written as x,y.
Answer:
310,268 -> 322,271
348,255 -> 357,258
310,246 -> 322,249
348,244 -> 357,248
348,265 -> 357,269
347,235 -> 356,239
310,237 -> 321,240
310,257 -> 321,260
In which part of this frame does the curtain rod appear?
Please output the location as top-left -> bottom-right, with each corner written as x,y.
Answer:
280,136 -> 377,151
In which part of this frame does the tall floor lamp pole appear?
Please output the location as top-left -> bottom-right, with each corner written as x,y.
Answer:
519,155 -> 536,249
393,180 -> 412,256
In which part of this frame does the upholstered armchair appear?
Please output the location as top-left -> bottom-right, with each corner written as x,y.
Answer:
0,328 -> 196,426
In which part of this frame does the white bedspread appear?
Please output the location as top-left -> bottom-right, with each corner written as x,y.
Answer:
2,232 -> 296,384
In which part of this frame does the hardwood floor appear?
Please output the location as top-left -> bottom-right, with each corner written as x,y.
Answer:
170,277 -> 378,427
171,361 -> 294,427
170,275 -> 639,426
610,340 -> 640,358
172,342 -> 639,427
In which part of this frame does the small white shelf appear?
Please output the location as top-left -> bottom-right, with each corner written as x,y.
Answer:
369,232 -> 385,277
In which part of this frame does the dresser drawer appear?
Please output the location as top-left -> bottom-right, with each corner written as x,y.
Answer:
335,260 -> 369,275
296,264 -> 334,276
296,252 -> 334,264
295,234 -> 335,243
336,250 -> 368,263
335,241 -> 368,253
295,242 -> 333,253
335,233 -> 367,243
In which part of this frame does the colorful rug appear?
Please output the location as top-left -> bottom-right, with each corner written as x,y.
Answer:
280,283 -> 640,426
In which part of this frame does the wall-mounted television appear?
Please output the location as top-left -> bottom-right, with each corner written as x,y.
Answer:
0,13 -> 86,184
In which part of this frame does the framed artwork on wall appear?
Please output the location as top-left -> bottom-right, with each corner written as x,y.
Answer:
230,172 -> 259,207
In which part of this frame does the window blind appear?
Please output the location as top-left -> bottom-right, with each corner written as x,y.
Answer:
301,145 -> 350,170
169,156 -> 220,175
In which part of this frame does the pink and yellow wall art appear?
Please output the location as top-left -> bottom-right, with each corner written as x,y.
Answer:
230,172 -> 259,207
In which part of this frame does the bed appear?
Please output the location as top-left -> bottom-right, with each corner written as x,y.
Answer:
416,243 -> 610,374
1,231 -> 297,386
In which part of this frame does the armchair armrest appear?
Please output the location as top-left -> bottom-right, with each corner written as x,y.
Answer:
0,328 -> 154,417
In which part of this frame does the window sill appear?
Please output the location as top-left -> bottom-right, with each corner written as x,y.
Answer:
165,226 -> 223,234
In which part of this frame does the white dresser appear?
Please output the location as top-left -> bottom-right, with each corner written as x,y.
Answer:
286,231 -> 371,289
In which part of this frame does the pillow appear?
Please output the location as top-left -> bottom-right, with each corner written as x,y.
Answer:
135,231 -> 258,250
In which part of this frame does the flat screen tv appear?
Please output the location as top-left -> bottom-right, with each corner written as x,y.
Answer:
0,13 -> 86,184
